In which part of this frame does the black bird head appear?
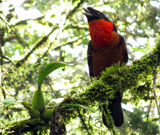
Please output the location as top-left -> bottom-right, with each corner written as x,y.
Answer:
83,7 -> 110,22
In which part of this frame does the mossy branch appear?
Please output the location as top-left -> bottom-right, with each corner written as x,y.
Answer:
0,118 -> 50,135
1,37 -> 160,134
57,37 -> 160,123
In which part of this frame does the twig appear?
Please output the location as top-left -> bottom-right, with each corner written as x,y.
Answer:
66,0 -> 85,20
53,35 -> 85,50
0,16 -> 28,48
0,29 -> 6,100
144,100 -> 152,134
2,55 -> 15,66
141,1 -> 160,26
78,109 -> 92,135
14,16 -> 44,26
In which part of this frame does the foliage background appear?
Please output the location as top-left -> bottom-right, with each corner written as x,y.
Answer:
0,0 -> 160,134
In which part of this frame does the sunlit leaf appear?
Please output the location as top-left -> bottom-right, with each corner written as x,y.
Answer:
38,62 -> 68,84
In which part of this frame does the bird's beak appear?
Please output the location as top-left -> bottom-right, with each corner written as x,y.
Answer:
83,7 -> 93,17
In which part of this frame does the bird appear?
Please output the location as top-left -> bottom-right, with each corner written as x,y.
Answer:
83,7 -> 128,128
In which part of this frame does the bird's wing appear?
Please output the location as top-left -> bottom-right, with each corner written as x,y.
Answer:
118,34 -> 128,63
87,41 -> 94,78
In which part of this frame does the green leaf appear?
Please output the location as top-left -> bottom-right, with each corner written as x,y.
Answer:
38,62 -> 67,84
32,89 -> 45,112
61,104 -> 93,112
43,109 -> 54,120
2,98 -> 17,105
78,104 -> 94,112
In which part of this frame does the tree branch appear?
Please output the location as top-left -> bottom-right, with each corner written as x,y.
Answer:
0,119 -> 50,135
14,16 -> 45,26
53,35 -> 85,50
15,25 -> 59,68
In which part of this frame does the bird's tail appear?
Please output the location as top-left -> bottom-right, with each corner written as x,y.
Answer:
102,91 -> 124,128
